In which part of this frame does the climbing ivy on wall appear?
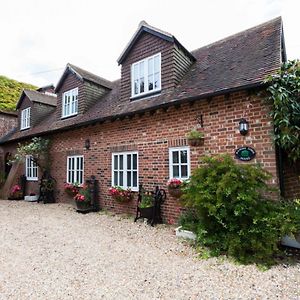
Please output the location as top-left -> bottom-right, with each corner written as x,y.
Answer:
265,60 -> 300,162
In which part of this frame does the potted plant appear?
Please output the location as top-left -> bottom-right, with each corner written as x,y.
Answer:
186,129 -> 204,146
167,178 -> 183,198
138,191 -> 154,219
8,184 -> 23,200
24,192 -> 38,202
108,186 -> 134,203
74,184 -> 92,210
64,182 -> 81,197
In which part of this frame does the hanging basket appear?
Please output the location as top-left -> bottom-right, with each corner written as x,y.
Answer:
168,187 -> 182,198
187,137 -> 204,147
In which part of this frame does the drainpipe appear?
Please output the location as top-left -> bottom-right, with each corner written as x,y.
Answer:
275,145 -> 285,198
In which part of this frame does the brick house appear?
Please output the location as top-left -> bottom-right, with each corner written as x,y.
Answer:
0,17 -> 299,222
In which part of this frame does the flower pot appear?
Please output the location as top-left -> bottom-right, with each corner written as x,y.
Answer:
75,201 -> 92,210
24,195 -> 39,202
139,206 -> 154,219
168,187 -> 182,198
175,226 -> 197,240
187,138 -> 204,147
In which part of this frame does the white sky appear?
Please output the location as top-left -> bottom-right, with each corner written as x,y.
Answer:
0,0 -> 299,87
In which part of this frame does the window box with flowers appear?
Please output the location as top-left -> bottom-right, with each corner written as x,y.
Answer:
108,186 -> 134,203
74,184 -> 92,211
64,182 -> 81,197
186,129 -> 204,147
167,178 -> 183,198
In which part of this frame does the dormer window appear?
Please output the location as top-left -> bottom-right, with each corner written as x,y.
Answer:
20,107 -> 31,130
131,53 -> 161,98
62,88 -> 78,118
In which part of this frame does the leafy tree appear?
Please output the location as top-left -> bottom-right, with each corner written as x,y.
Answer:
0,75 -> 36,111
265,60 -> 300,161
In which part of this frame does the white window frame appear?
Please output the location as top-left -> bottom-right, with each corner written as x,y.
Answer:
20,107 -> 31,130
131,52 -> 161,98
111,151 -> 139,191
169,147 -> 190,179
62,87 -> 78,118
67,155 -> 84,184
25,155 -> 38,181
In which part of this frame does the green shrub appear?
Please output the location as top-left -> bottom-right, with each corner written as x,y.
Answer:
178,209 -> 199,232
181,154 -> 298,264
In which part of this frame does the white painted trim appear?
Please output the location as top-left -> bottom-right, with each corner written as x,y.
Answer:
62,87 -> 78,118
168,146 -> 190,179
111,151 -> 139,191
66,155 -> 84,184
131,52 -> 161,98
25,155 -> 38,181
20,107 -> 31,130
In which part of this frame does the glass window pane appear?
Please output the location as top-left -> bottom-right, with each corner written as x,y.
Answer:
181,165 -> 188,178
114,155 -> 118,169
133,171 -> 137,187
127,171 -> 131,186
154,56 -> 160,72
119,171 -> 123,186
148,58 -> 154,75
154,73 -> 160,89
148,75 -> 153,91
133,154 -> 137,169
127,155 -> 131,170
119,155 -> 123,170
133,64 -> 138,79
114,171 -> 118,185
140,78 -> 144,93
181,150 -> 188,163
172,151 -> 179,164
173,166 -> 179,178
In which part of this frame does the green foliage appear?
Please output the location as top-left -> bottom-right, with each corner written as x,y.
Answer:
12,137 -> 51,171
0,75 -> 36,111
139,193 -> 153,208
178,209 -> 198,232
265,60 -> 300,161
181,154 -> 299,265
186,129 -> 204,140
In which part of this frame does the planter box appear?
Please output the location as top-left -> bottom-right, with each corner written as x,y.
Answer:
281,235 -> 300,249
24,195 -> 38,202
175,226 -> 196,240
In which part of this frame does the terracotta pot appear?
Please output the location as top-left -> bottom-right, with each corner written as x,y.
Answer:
187,138 -> 204,147
168,187 -> 182,198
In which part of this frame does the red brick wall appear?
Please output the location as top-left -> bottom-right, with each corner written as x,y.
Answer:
1,90 -> 280,223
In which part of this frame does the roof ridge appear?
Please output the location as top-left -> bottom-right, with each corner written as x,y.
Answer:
191,16 -> 282,54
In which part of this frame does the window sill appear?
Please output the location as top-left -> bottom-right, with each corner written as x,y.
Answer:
20,127 -> 30,131
61,113 -> 78,120
130,90 -> 161,101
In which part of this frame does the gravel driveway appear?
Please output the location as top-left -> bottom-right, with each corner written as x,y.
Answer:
0,201 -> 299,299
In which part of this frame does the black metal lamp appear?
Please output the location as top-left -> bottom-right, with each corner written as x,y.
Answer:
85,139 -> 91,150
239,118 -> 249,136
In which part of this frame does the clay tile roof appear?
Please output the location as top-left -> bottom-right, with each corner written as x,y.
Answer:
55,63 -> 113,92
0,17 -> 284,144
16,90 -> 57,109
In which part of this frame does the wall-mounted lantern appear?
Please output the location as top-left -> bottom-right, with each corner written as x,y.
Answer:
239,118 -> 249,136
85,139 -> 91,150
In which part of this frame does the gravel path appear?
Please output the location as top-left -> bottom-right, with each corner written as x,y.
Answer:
0,201 -> 299,299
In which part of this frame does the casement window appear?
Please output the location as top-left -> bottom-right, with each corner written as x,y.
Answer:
67,155 -> 84,184
169,147 -> 190,179
20,107 -> 31,130
62,88 -> 78,118
25,155 -> 38,181
131,53 -> 161,98
112,152 -> 138,191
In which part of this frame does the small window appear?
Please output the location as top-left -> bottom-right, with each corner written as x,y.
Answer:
131,53 -> 161,98
20,107 -> 31,130
67,155 -> 84,184
169,147 -> 190,179
25,155 -> 38,181
112,152 -> 138,191
62,88 -> 78,118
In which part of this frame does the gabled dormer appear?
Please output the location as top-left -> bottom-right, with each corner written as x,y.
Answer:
16,89 -> 57,131
55,63 -> 113,120
117,21 -> 196,101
